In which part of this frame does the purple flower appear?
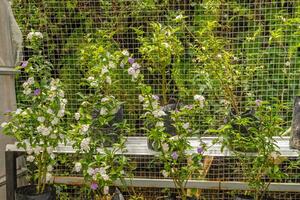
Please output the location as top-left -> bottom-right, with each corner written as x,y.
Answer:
21,61 -> 28,68
34,89 -> 41,96
90,183 -> 98,190
152,95 -> 160,101
171,151 -> 178,160
197,147 -> 204,154
128,57 -> 135,65
255,99 -> 262,107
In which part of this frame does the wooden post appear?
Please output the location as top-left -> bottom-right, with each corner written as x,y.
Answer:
0,0 -> 23,198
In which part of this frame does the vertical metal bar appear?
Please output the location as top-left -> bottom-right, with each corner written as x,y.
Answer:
5,151 -> 16,200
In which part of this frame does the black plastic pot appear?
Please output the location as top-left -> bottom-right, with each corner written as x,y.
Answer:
147,103 -> 179,151
92,106 -> 124,147
16,185 -> 56,200
227,109 -> 259,152
290,96 -> 300,149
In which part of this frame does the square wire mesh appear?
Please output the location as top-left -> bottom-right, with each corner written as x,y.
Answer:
11,0 -> 300,199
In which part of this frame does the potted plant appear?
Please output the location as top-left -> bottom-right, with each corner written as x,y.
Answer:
69,48 -> 132,199
1,31 -> 67,199
135,22 -> 185,149
126,57 -> 206,200
213,99 -> 286,200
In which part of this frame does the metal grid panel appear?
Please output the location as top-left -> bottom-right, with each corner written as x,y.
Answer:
11,0 -> 300,199
12,0 -> 300,133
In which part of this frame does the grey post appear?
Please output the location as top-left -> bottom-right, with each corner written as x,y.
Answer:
0,0 -> 23,199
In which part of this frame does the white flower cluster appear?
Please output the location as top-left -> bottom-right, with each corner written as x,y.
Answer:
37,125 -> 52,136
128,63 -> 141,80
27,31 -> 43,41
80,137 -> 91,151
194,94 -> 205,108
87,166 -> 110,182
22,77 -> 35,95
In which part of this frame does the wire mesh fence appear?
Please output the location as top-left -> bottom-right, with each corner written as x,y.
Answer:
12,0 -> 300,133
10,0 -> 300,199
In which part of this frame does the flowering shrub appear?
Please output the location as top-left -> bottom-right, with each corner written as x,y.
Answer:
1,31 -> 67,193
126,52 -> 205,199
212,99 -> 287,198
69,47 -> 131,198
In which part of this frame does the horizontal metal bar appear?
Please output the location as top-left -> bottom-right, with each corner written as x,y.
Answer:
52,176 -> 300,192
0,67 -> 20,75
0,167 -> 27,187
6,136 -> 299,157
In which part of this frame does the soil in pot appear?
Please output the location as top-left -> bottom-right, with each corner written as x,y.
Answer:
147,103 -> 179,151
92,106 -> 124,147
16,185 -> 56,200
228,109 -> 259,152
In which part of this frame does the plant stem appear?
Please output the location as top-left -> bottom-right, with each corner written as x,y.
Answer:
161,66 -> 168,106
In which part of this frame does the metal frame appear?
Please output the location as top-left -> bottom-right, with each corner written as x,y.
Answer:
0,67 -> 19,75
5,137 -> 300,200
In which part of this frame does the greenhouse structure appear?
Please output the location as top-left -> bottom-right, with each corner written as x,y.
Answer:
1,0 -> 300,199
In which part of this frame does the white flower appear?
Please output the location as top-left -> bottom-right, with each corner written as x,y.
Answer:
27,77 -> 35,85
102,174 -> 109,181
87,167 -> 95,176
194,95 -> 205,102
138,95 -> 144,102
1,122 -> 8,128
132,63 -> 141,70
47,165 -> 53,172
170,135 -> 179,141
183,122 -> 190,130
81,124 -> 90,133
50,85 -> 57,91
58,90 -> 65,98
74,162 -> 82,172
80,138 -> 90,151
87,76 -> 95,81
100,107 -> 108,115
122,50 -> 129,56
162,170 -> 169,178
128,67 -> 136,76
103,186 -> 109,195
23,88 -> 32,95
26,155 -> 35,162
37,125 -> 51,136
106,76 -> 112,85
152,110 -> 166,118
285,61 -> 291,67
57,109 -> 65,118
27,32 -> 43,40
194,95 -> 205,107
108,61 -> 116,69
175,14 -> 184,21
74,112 -> 80,121
26,145 -> 33,155
162,143 -> 169,152
37,117 -> 45,123
101,66 -> 109,75
90,81 -> 98,87
51,117 -> 59,125
155,121 -> 164,128
101,97 -> 110,102
47,147 -> 54,154
50,153 -> 55,159
47,108 -> 54,115
34,146 -> 42,155
46,173 -> 52,182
